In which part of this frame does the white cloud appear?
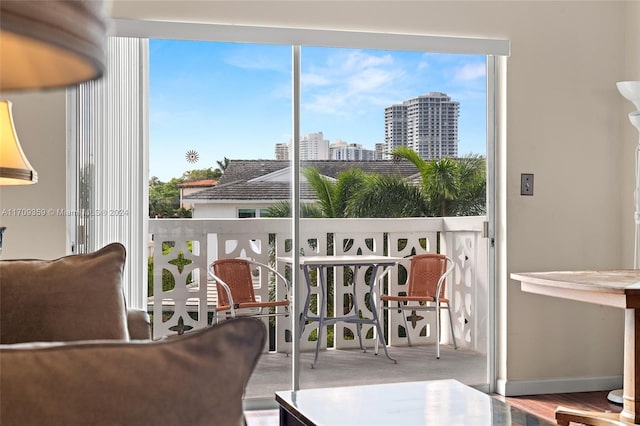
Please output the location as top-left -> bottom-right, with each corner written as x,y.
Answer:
302,50 -> 405,116
453,63 -> 486,81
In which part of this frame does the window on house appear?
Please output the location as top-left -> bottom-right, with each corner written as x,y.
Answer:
238,209 -> 256,218
238,208 -> 274,218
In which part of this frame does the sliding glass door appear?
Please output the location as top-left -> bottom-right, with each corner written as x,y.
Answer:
70,21 -> 506,404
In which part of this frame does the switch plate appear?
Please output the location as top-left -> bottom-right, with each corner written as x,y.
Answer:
521,173 -> 534,196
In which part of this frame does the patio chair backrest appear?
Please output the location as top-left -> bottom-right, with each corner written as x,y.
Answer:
212,259 -> 257,306
407,254 -> 449,299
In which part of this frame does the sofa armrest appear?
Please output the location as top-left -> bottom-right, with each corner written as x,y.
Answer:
127,309 -> 152,340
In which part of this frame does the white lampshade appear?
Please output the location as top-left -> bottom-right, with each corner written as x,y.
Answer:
630,111 -> 640,132
0,0 -> 106,92
0,100 -> 38,185
617,81 -> 640,110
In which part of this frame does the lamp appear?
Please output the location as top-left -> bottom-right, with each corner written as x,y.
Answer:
616,81 -> 640,270
608,82 -> 640,405
0,100 -> 37,185
0,0 -> 107,92
617,81 -> 640,111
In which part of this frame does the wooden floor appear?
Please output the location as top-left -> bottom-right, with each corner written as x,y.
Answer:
246,390 -> 623,425
498,391 -> 622,424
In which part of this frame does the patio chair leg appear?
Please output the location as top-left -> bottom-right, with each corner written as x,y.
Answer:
401,302 -> 412,347
436,301 -> 441,359
446,304 -> 457,350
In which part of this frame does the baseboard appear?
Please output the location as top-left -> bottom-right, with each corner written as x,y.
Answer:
496,375 -> 623,396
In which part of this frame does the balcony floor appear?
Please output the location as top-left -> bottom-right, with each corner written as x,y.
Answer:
246,343 -> 487,400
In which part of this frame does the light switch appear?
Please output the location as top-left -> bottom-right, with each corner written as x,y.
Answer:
521,173 -> 534,196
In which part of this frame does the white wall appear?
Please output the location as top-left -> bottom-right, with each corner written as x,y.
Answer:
0,0 -> 636,395
0,91 -> 67,259
193,204 -> 237,218
193,202 -> 275,218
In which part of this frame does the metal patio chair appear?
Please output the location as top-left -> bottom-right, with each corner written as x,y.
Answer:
208,258 -> 291,323
380,253 -> 457,359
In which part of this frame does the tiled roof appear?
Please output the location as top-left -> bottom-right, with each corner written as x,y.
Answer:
177,179 -> 218,188
186,159 -> 420,201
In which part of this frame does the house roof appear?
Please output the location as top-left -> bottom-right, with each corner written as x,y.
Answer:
177,179 -> 218,188
185,159 -> 420,201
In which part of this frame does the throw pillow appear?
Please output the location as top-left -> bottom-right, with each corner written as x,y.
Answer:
0,318 -> 266,426
0,242 -> 129,343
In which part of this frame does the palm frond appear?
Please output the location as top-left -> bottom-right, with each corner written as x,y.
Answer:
347,175 -> 428,218
303,167 -> 337,217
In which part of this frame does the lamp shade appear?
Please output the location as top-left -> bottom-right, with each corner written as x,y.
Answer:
0,0 -> 106,92
631,111 -> 640,132
0,100 -> 38,185
617,81 -> 640,110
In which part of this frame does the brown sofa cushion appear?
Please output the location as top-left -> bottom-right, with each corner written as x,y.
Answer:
127,308 -> 152,340
0,243 -> 129,343
0,318 -> 266,426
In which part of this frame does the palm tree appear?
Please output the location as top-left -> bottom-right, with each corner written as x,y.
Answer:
453,154 -> 486,216
216,157 -> 230,174
426,157 -> 459,216
391,147 -> 485,217
303,167 -> 367,218
346,174 -> 428,218
266,166 -> 429,219
265,200 -> 323,218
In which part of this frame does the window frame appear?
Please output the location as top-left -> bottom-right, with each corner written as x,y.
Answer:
82,19 -> 508,396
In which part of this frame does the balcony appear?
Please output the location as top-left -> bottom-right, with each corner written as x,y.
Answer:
149,216 -> 489,400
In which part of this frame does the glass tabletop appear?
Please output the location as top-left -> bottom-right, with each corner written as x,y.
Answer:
276,379 -> 555,426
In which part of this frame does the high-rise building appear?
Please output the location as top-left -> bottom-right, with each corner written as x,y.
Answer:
275,143 -> 289,160
300,132 -> 330,160
275,132 -> 331,161
330,139 -> 375,161
384,92 -> 459,160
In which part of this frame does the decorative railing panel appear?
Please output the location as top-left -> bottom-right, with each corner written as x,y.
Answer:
333,230 -> 385,350
148,217 -> 488,354
152,227 -> 209,337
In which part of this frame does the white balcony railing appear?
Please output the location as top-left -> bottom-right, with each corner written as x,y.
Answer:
148,217 -> 488,355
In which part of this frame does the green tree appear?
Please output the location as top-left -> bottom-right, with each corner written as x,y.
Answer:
302,167 -> 367,218
149,177 -> 178,217
454,154 -> 486,216
266,166 -> 429,219
391,147 -> 485,216
265,201 -> 323,218
181,167 -> 221,181
149,177 -> 190,218
216,157 -> 230,174
346,174 -> 428,218
149,164 -> 227,218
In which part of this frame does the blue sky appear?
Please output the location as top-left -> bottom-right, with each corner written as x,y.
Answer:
149,40 -> 486,182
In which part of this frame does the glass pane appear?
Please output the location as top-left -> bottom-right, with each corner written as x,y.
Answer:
148,39 -> 292,400
148,38 -> 490,401
238,208 -> 257,218
297,46 -> 488,390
